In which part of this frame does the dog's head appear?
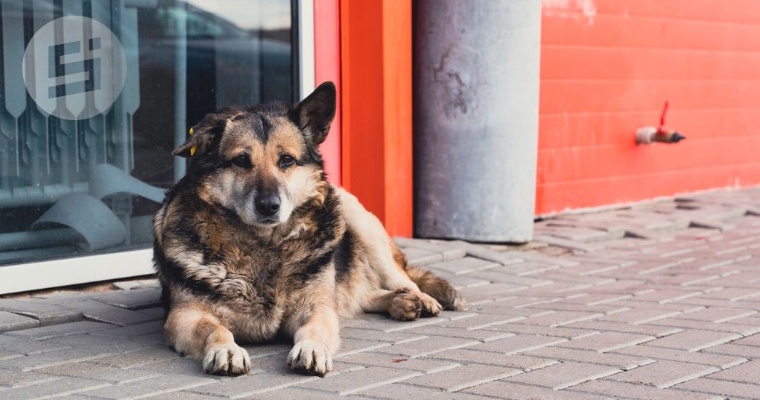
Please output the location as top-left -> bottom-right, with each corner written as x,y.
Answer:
173,82 -> 336,227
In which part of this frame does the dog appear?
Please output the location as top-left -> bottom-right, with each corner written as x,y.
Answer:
152,81 -> 464,377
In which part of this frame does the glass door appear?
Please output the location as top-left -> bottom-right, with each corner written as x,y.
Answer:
0,0 -> 296,268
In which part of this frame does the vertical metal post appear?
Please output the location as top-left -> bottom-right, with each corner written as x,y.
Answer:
413,0 -> 542,242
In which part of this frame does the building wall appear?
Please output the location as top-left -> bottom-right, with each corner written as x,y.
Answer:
536,0 -> 760,214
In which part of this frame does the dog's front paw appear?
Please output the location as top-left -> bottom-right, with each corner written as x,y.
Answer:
287,339 -> 333,377
203,342 -> 251,376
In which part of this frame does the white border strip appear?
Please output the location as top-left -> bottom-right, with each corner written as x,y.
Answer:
298,0 -> 315,99
0,249 -> 154,295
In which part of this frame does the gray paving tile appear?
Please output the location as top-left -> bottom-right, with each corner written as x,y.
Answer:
0,311 -> 39,332
5,321 -> 114,340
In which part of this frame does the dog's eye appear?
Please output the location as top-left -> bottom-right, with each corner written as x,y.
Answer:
279,155 -> 296,169
231,155 -> 252,169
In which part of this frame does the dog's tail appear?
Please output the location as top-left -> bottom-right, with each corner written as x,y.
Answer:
392,244 -> 466,311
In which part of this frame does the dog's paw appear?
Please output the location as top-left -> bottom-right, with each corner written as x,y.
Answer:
287,339 -> 333,377
388,288 -> 423,321
203,342 -> 251,376
418,292 -> 443,317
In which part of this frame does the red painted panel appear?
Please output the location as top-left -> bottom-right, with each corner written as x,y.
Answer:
537,0 -> 760,214
314,0 -> 342,185
341,0 -> 413,236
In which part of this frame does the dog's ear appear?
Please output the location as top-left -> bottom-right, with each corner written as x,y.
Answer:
293,81 -> 336,145
172,114 -> 227,158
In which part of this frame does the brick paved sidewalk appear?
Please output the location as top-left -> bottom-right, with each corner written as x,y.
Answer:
2,188 -> 760,399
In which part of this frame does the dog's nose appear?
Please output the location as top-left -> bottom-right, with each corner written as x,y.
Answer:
255,193 -> 281,216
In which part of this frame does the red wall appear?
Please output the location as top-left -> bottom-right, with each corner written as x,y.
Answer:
537,0 -> 760,214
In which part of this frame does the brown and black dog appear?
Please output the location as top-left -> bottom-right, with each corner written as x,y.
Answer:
152,82 -> 464,377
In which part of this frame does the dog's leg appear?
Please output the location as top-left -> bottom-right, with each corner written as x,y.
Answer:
284,305 -> 339,377
165,303 -> 251,376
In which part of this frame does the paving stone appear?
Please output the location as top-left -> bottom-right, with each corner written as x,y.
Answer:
339,327 -> 426,344
648,317 -> 760,336
731,332 -> 760,346
502,361 -> 621,390
467,334 -> 567,355
93,288 -> 162,310
607,360 -> 719,388
464,381 -> 599,400
89,320 -> 166,339
251,387 -> 368,400
394,238 -> 467,261
702,359 -> 759,384
404,325 -> 514,342
613,344 -> 747,369
295,366 -> 420,395
644,329 -> 742,352
41,335 -> 153,357
90,344 -> 181,368
483,322 -> 598,340
0,377 -> 111,398
425,257 -> 501,275
571,379 -> 723,400
564,293 -> 634,306
80,374 -> 216,399
319,314 -> 447,333
401,247 -> 443,266
598,308 -> 686,325
338,351 -> 459,373
555,331 -> 655,352
402,364 -> 520,392
374,336 -> 478,358
148,392 -> 231,400
0,311 -> 39,332
702,287 -> 760,301
5,321 -> 114,340
534,234 -> 604,253
35,361 -> 158,384
703,343 -> 760,358
514,310 -> 604,327
0,298 -> 82,325
465,269 -> 554,287
0,346 -> 116,371
439,241 -> 530,266
498,260 -> 563,276
678,306 -> 757,323
458,282 -> 528,303
526,346 -> 654,370
675,377 -> 760,399
0,367 -> 59,388
0,334 -> 70,359
424,349 -> 558,370
61,299 -> 158,326
566,320 -> 683,337
186,370 -> 319,398
357,383 -> 486,400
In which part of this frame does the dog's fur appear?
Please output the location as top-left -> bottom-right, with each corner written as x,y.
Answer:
152,82 -> 464,377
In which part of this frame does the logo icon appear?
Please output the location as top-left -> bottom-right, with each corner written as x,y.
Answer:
22,16 -> 127,120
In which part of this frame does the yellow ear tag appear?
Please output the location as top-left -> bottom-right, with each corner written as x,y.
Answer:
188,127 -> 197,156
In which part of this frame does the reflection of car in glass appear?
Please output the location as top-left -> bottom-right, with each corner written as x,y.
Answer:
133,1 -> 293,188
